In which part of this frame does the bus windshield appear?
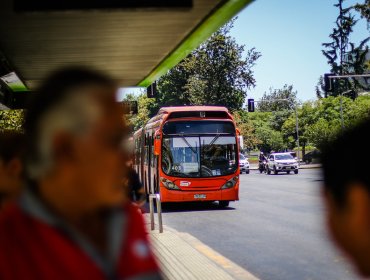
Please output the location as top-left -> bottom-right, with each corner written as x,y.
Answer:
161,121 -> 238,177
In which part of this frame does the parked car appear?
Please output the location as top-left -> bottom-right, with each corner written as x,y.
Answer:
267,152 -> 299,175
239,153 -> 250,174
303,150 -> 321,164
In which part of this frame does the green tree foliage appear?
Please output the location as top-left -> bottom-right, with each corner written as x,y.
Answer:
123,93 -> 157,131
255,126 -> 286,153
281,102 -> 318,155
0,110 -> 24,132
353,0 -> 370,28
156,19 -> 261,111
246,111 -> 286,153
347,95 -> 370,123
244,94 -> 370,154
321,0 -> 370,98
305,118 -> 341,148
292,95 -> 370,149
258,85 -> 297,112
232,110 -> 260,150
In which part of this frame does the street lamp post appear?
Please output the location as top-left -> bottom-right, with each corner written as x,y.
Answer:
293,102 -> 300,163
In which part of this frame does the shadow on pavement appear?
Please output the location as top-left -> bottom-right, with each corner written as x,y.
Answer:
142,201 -> 236,213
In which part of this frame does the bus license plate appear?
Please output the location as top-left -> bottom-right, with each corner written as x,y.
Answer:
194,194 -> 206,199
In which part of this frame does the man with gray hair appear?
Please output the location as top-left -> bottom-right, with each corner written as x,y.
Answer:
0,67 -> 161,280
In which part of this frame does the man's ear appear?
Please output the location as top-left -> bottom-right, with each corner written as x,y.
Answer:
52,132 -> 75,164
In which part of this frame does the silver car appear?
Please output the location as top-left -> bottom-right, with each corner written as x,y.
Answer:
239,153 -> 250,174
267,152 -> 299,175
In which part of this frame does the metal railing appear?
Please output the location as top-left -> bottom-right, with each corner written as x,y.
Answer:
149,193 -> 163,233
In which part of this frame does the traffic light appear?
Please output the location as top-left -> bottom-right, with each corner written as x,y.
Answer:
147,82 -> 157,98
324,73 -> 333,92
247,98 -> 255,112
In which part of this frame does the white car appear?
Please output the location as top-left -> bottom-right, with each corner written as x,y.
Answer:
239,153 -> 250,174
267,152 -> 299,175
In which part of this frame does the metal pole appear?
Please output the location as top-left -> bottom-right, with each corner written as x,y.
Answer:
149,195 -> 154,231
340,93 -> 344,130
294,103 -> 300,163
155,194 -> 163,233
149,193 -> 163,233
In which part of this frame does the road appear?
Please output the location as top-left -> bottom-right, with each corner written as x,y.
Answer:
160,169 -> 360,280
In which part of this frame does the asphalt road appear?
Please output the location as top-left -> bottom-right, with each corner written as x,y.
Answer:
160,169 -> 360,280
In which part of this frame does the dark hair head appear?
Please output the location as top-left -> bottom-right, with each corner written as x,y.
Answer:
321,118 -> 370,207
24,66 -> 116,135
23,66 -> 117,179
0,131 -> 25,163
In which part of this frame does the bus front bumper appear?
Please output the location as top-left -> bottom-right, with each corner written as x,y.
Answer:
159,186 -> 239,203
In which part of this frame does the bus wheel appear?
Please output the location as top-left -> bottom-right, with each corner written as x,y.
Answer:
219,201 -> 229,208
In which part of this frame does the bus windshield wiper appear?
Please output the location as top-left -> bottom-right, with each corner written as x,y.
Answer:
204,133 -> 221,152
180,134 -> 198,155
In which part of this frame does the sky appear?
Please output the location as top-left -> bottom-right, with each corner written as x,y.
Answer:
118,0 -> 369,102
230,0 -> 369,102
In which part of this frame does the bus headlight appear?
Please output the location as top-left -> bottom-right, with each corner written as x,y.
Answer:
160,177 -> 180,190
221,176 -> 239,190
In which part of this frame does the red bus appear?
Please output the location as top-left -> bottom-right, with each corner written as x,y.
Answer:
133,106 -> 240,207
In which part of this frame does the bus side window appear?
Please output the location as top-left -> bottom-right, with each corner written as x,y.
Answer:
138,138 -> 141,165
151,134 -> 155,167
146,134 -> 150,166
144,134 -> 148,165
134,139 -> 137,165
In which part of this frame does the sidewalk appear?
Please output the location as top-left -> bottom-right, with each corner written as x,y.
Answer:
146,220 -> 259,280
144,164 -> 321,279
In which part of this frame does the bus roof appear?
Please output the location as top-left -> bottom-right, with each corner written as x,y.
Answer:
158,106 -> 229,114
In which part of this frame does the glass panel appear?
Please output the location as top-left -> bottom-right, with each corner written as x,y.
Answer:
162,137 -> 200,177
161,121 -> 238,178
163,121 -> 235,135
200,136 -> 237,177
275,154 -> 294,160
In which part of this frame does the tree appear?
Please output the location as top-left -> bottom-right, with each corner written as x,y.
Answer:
232,110 -> 260,150
287,96 -> 370,149
305,118 -> 341,148
254,126 -> 286,153
246,111 -> 286,153
353,0 -> 370,29
321,0 -> 370,98
123,93 -> 157,131
346,95 -> 370,124
0,110 -> 24,132
156,63 -> 192,109
257,85 -> 297,112
156,19 -> 261,111
281,102 -> 318,155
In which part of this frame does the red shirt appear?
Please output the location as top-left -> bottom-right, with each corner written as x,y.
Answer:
0,196 -> 161,280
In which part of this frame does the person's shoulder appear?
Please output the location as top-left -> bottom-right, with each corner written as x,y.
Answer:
124,202 -> 143,218
0,204 -> 25,240
0,203 -> 21,222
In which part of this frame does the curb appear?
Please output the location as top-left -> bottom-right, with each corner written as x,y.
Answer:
147,222 -> 259,280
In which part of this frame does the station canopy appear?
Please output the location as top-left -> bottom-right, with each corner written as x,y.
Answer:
0,0 -> 252,107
